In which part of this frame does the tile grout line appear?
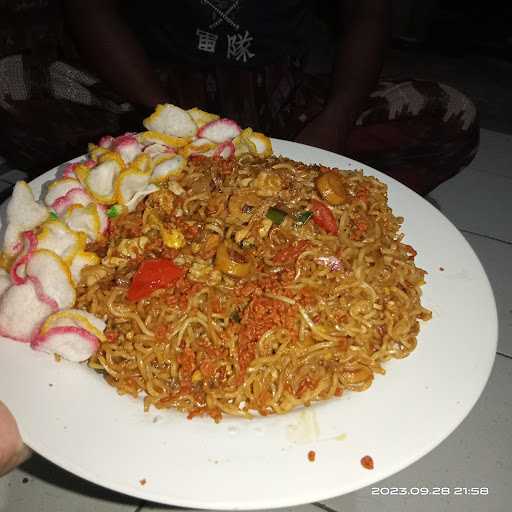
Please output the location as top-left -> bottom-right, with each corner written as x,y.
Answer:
133,502 -> 146,512
460,229 -> 512,247
313,501 -> 341,512
474,167 -> 512,183
497,351 -> 512,361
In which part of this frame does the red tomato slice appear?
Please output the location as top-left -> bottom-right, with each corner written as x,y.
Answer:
127,258 -> 185,301
310,199 -> 338,235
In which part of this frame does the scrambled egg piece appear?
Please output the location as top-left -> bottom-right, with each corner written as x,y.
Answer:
162,228 -> 185,249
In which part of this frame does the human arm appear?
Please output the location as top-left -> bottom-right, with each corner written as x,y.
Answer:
0,401 -> 31,477
63,0 -> 170,108
296,0 -> 391,153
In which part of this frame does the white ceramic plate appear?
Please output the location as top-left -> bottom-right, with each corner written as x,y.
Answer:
0,140 -> 497,510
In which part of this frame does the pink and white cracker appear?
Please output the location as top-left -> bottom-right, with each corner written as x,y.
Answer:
26,250 -> 76,309
64,206 -> 100,242
37,221 -> 81,263
144,104 -> 197,138
69,251 -> 99,284
96,204 -> 109,235
52,188 -> 93,216
10,231 -> 38,285
214,140 -> 235,159
44,178 -> 83,207
112,134 -> 141,164
62,159 -> 95,179
0,281 -> 56,343
31,325 -> 99,362
125,184 -> 159,212
86,159 -> 121,200
3,182 -> 48,256
197,118 -> 242,143
98,135 -> 114,149
142,143 -> 175,158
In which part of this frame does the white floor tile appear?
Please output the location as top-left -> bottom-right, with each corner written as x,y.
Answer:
317,354 -> 512,512
0,455 -> 141,512
471,129 -> 512,179
462,232 -> 512,356
430,167 -> 512,243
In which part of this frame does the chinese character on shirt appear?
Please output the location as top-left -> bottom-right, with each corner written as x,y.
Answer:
196,29 -> 219,53
226,30 -> 255,62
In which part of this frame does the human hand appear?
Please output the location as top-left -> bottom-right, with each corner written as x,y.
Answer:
295,104 -> 353,155
0,401 -> 31,477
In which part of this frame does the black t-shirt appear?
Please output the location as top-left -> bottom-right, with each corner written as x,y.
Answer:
124,0 -> 332,68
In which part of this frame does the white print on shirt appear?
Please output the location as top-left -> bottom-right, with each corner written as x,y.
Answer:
203,0 -> 241,30
226,30 -> 255,62
196,29 -> 219,53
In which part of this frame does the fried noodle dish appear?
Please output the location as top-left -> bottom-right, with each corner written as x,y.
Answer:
77,155 -> 431,421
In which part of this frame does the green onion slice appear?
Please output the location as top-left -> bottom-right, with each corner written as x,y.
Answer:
266,206 -> 287,225
295,210 -> 313,225
107,205 -> 120,218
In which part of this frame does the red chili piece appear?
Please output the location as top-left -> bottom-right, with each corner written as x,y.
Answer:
361,455 -> 374,470
310,199 -> 338,235
127,258 -> 185,301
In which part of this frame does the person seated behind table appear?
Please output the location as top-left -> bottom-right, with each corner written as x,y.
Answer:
0,1 -> 479,475
0,0 -> 478,195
